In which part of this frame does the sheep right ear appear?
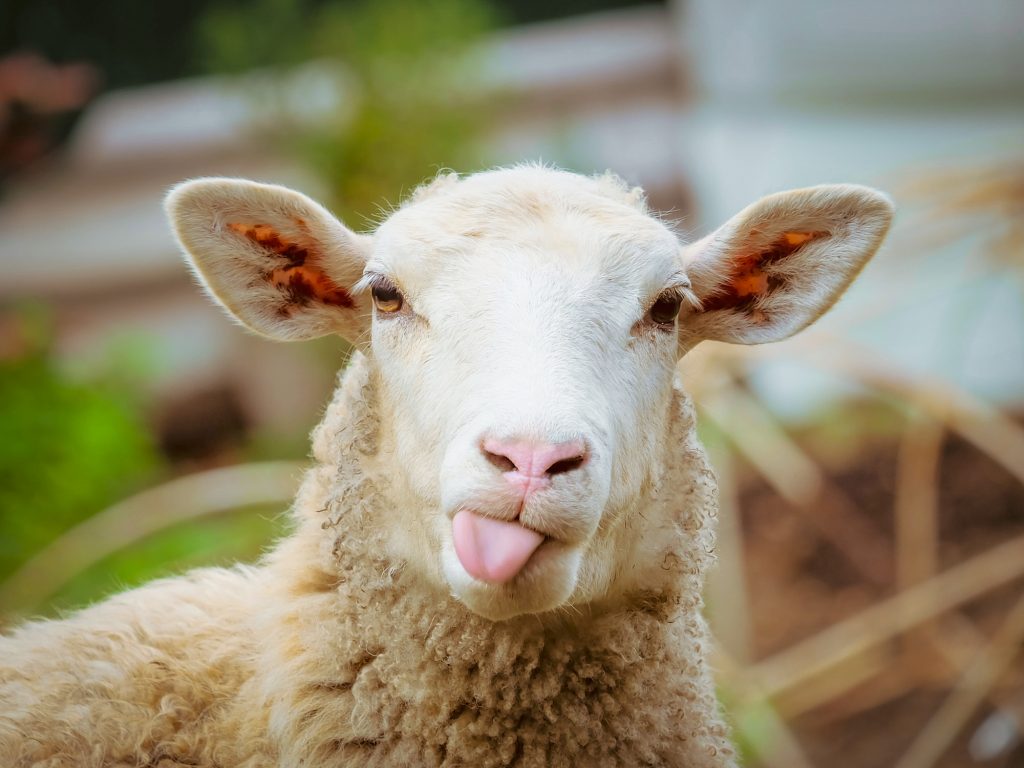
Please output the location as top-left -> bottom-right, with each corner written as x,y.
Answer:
679,184 -> 893,346
166,178 -> 372,342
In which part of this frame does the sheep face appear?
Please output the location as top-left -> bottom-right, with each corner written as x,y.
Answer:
167,166 -> 893,621
366,172 -> 689,619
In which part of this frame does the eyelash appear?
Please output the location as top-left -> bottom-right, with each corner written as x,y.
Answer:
360,272 -> 407,315
359,272 -> 396,294
644,287 -> 687,328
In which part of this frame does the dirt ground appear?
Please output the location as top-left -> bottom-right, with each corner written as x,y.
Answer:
738,417 -> 1024,767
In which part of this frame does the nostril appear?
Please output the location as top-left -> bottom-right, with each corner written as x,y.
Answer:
481,437 -> 588,479
482,449 -> 517,473
547,455 -> 586,476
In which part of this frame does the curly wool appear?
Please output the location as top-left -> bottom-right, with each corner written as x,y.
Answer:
0,353 -> 735,767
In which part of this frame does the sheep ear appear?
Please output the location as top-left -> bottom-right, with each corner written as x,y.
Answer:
166,178 -> 372,342
679,184 -> 893,346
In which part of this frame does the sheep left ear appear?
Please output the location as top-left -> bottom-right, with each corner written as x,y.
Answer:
166,178 -> 372,343
679,184 -> 894,346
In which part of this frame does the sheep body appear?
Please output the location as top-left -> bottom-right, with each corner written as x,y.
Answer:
0,354 -> 734,767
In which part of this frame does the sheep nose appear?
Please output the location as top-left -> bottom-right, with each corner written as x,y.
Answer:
481,437 -> 588,479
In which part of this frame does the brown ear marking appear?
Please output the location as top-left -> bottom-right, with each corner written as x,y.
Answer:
699,230 -> 827,314
227,221 -> 356,310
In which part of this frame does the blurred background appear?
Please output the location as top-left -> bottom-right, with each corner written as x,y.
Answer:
1,0 -> 1022,765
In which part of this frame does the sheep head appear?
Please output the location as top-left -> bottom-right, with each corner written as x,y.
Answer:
166,166 -> 892,621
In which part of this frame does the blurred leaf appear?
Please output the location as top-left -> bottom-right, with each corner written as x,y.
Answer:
198,0 -> 318,74
0,309 -> 161,584
716,686 -> 777,765
197,0 -> 498,222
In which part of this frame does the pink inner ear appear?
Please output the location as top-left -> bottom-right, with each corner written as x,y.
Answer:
699,230 -> 826,314
227,221 -> 356,310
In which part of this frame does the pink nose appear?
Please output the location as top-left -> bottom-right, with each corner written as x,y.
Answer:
481,437 -> 588,479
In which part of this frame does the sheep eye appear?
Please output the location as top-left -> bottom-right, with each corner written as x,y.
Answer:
649,291 -> 682,325
372,284 -> 404,314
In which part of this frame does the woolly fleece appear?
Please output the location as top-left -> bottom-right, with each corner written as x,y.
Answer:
0,353 -> 735,767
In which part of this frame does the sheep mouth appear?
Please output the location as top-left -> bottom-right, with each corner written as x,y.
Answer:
451,510 -> 549,585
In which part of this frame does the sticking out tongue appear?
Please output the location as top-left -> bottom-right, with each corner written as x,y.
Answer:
452,510 -> 545,584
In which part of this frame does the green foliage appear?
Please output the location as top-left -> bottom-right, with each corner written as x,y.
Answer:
198,0 -> 498,222
0,310 -> 160,583
715,685 -> 783,766
0,311 -> 295,618
48,506 -> 287,614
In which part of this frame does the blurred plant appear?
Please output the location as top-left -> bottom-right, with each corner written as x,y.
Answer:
49,506 -> 285,611
197,0 -> 498,222
902,160 -> 1024,273
0,307 -> 161,586
0,310 -> 299,619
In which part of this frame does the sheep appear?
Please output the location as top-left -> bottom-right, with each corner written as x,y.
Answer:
0,165 -> 893,767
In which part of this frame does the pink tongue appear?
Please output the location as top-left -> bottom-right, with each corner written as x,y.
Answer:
452,510 -> 545,584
